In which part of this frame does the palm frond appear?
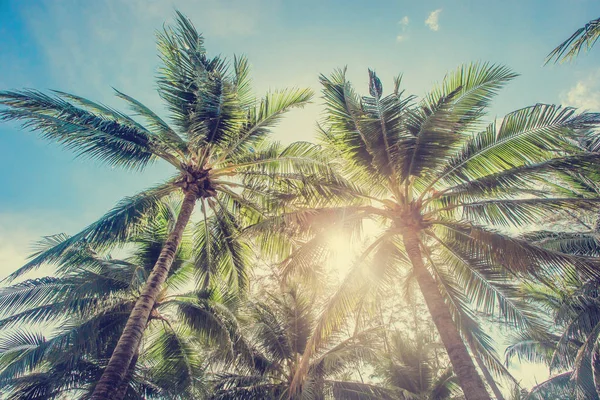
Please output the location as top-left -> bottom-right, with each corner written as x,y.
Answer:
525,371 -> 574,399
113,88 -> 186,155
546,18 -> 600,63
157,12 -> 244,148
430,231 -> 543,331
426,63 -> 517,130
359,69 -> 415,181
192,199 -> 250,291
5,181 -> 177,282
313,327 -> 380,377
319,68 -> 385,183
233,55 -> 255,109
428,367 -> 461,399
522,230 -> 600,257
436,104 -> 600,189
437,221 -> 600,282
0,330 -> 47,380
505,331 -> 559,366
166,290 -> 243,359
0,304 -> 131,386
459,197 -> 600,228
250,300 -> 294,363
570,320 -> 600,399
437,152 -> 600,203
0,90 -> 165,169
399,63 -> 517,182
215,88 -> 314,163
143,322 -> 205,395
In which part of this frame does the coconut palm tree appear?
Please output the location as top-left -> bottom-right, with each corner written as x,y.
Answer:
0,200 -> 251,399
210,283 -> 385,400
546,17 -> 600,63
258,63 -> 600,399
0,12 -> 344,399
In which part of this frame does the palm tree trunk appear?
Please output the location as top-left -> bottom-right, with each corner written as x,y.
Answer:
112,347 -> 140,400
91,190 -> 198,400
402,231 -> 491,400
472,351 -> 506,400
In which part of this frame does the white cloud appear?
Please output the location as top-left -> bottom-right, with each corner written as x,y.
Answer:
396,16 -> 410,43
561,72 -> 600,110
425,9 -> 442,31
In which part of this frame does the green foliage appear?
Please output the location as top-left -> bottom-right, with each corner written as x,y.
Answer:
547,17 -> 600,63
209,281 -> 383,400
371,331 -> 460,399
4,9 -> 600,400
0,203 -> 248,399
0,11 -> 329,292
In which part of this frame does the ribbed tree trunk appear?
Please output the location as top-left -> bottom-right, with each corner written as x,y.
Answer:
92,190 -> 198,400
402,231 -> 491,400
472,350 -> 506,400
112,347 -> 140,400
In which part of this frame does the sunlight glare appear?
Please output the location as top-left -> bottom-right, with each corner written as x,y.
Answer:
326,220 -> 384,279
327,233 -> 355,278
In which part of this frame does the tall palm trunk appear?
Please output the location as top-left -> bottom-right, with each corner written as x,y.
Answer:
112,347 -> 140,400
402,231 -> 491,400
92,190 -> 198,400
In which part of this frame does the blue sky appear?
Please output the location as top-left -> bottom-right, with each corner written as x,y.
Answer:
1,0 -> 600,385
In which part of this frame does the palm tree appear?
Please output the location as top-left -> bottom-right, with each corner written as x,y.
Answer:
261,63 -> 600,399
0,200 -> 251,399
546,17 -> 600,63
210,283 -> 385,400
0,12 -> 341,399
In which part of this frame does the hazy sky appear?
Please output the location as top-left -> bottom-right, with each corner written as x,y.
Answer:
2,0 -> 600,386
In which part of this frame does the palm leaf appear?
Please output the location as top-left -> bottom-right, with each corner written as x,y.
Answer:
0,90 -> 164,169
546,18 -> 600,63
437,221 -> 600,282
5,181 -> 177,282
435,104 -> 600,189
522,231 -> 600,257
113,88 -> 186,155
215,88 -> 314,163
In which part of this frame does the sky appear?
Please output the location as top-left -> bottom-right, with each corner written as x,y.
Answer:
2,0 -> 600,389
